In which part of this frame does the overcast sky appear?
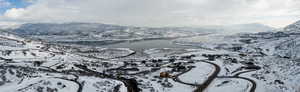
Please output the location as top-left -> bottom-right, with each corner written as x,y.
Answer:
0,0 -> 300,28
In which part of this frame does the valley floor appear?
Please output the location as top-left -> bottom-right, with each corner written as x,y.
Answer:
0,33 -> 299,92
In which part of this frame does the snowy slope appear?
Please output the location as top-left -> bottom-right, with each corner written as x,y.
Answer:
0,32 -> 129,92
0,20 -> 299,92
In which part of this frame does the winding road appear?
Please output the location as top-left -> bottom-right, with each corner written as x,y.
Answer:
172,67 -> 197,86
217,76 -> 256,92
168,59 -> 258,92
171,59 -> 221,89
217,70 -> 258,92
193,60 -> 221,92
0,35 -> 260,92
73,64 -> 140,92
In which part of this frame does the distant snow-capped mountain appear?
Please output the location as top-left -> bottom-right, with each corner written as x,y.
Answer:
220,23 -> 275,34
0,22 -> 22,30
198,23 -> 275,35
237,20 -> 300,59
284,20 -> 300,32
11,23 -> 126,35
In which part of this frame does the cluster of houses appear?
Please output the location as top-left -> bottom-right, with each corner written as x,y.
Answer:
242,62 -> 261,70
202,54 -> 228,61
214,43 -> 244,52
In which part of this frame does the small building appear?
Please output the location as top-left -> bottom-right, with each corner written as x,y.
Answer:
33,61 -> 43,66
239,39 -> 252,44
243,65 -> 261,70
208,55 -> 216,61
160,72 -> 171,78
239,53 -> 248,57
230,46 -> 243,51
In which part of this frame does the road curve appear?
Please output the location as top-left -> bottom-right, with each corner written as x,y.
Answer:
217,70 -> 258,92
55,76 -> 83,92
234,70 -> 257,77
172,67 -> 198,86
194,60 -> 221,92
74,64 -> 140,92
217,76 -> 256,92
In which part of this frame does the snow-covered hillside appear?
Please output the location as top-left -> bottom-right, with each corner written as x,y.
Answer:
0,20 -> 299,92
284,20 -> 300,32
0,32 -> 134,92
169,20 -> 300,92
9,23 -> 214,44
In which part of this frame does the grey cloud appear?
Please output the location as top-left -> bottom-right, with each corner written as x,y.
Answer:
0,0 -> 299,27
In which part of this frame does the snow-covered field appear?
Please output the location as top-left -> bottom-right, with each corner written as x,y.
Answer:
0,20 -> 300,92
206,78 -> 251,92
178,62 -> 214,84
